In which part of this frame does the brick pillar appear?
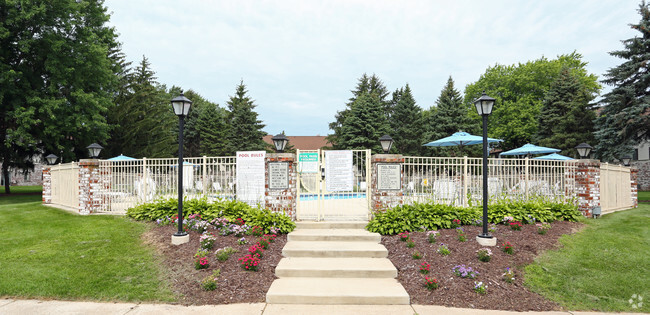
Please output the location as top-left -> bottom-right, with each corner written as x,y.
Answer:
42,167 -> 52,204
78,159 -> 102,215
631,167 -> 639,208
574,159 -> 601,217
265,153 -> 297,220
371,154 -> 405,212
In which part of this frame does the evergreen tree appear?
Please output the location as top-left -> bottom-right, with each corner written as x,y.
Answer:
181,90 -> 221,157
1,0 -> 120,192
390,84 -> 424,155
595,1 -> 650,161
424,77 -> 473,156
197,103 -> 229,156
536,66 -> 596,157
328,74 -> 390,148
105,56 -> 175,158
337,92 -> 390,153
226,81 -> 267,153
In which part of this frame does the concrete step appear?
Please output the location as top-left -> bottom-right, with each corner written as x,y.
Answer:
295,221 -> 368,230
275,257 -> 397,278
266,277 -> 409,305
282,241 -> 388,258
287,229 -> 381,242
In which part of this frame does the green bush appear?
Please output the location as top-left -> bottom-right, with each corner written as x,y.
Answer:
366,200 -> 580,235
126,197 -> 295,234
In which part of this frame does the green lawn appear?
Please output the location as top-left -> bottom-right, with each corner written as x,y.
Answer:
0,185 -> 43,194
525,204 -> 650,312
0,191 -> 175,302
639,190 -> 650,201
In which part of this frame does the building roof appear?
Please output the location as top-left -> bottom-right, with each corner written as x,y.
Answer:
263,135 -> 331,151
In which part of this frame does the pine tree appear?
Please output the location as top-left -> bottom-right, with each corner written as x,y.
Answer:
337,92 -> 390,153
329,74 -> 390,148
226,81 -> 267,154
106,56 -> 175,158
390,84 -> 424,155
595,1 -> 650,161
197,103 -> 229,156
536,67 -> 596,157
424,77 -> 473,156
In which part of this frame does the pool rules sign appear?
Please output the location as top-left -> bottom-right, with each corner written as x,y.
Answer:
325,150 -> 353,192
269,162 -> 289,190
236,151 -> 266,206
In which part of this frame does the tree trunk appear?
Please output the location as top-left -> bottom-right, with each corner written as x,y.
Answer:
2,161 -> 10,194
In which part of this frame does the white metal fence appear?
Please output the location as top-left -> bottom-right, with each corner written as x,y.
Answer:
97,156 -> 236,213
600,163 -> 633,214
402,157 -> 577,206
50,162 -> 79,209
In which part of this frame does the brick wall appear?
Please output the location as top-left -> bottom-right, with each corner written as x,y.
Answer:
631,167 -> 639,208
573,160 -> 601,217
371,154 -> 405,212
631,160 -> 649,191
78,160 -> 103,215
42,167 -> 52,204
265,153 -> 297,220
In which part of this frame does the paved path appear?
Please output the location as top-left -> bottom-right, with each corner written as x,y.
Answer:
0,299 -> 645,315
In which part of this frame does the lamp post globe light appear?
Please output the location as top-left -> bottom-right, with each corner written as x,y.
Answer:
86,143 -> 103,159
171,91 -> 192,245
474,91 -> 496,246
271,133 -> 289,153
575,143 -> 593,159
621,155 -> 632,167
46,154 -> 58,165
379,135 -> 394,153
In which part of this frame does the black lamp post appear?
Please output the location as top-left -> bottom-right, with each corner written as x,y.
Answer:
379,135 -> 394,153
86,143 -> 103,159
46,154 -> 58,165
171,91 -> 192,243
575,143 -> 592,159
474,91 -> 495,240
621,155 -> 632,166
271,134 -> 289,153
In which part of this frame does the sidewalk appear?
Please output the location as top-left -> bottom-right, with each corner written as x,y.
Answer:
0,299 -> 644,315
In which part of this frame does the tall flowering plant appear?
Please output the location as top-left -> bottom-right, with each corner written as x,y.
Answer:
456,227 -> 466,242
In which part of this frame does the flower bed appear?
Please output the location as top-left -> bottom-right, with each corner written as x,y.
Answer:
382,220 -> 582,311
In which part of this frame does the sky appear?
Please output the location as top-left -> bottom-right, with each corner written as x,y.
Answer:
105,0 -> 640,136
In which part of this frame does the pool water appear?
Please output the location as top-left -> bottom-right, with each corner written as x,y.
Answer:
300,193 -> 366,201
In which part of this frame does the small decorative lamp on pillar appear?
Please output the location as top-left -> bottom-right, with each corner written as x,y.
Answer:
379,135 -> 394,153
86,143 -> 103,159
46,154 -> 58,165
171,91 -> 192,245
474,91 -> 496,246
271,134 -> 289,153
575,143 -> 593,159
621,155 -> 632,167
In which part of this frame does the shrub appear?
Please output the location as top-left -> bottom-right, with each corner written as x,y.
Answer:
426,230 -> 439,243
215,247 -> 237,262
194,249 -> 210,270
456,227 -> 466,242
437,243 -> 450,256
502,241 -> 514,255
424,277 -> 438,290
412,250 -> 422,259
509,221 -> 523,231
477,248 -> 492,262
536,222 -> 551,234
502,267 -> 515,283
420,262 -> 430,274
200,269 -> 220,291
248,244 -> 264,258
452,264 -> 478,278
406,240 -> 415,248
366,200 -> 579,235
474,281 -> 487,294
257,238 -> 270,250
398,232 -> 410,241
199,232 -> 217,250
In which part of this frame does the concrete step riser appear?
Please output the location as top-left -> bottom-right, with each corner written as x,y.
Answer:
275,269 -> 397,278
287,234 -> 381,242
296,222 -> 368,229
266,295 -> 409,305
282,249 -> 387,258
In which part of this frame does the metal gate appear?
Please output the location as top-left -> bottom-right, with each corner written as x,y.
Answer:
296,149 -> 371,221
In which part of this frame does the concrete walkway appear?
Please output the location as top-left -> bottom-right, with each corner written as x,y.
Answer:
0,299 -> 644,315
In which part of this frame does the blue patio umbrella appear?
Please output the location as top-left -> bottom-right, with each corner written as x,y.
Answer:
107,154 -> 136,161
423,131 -> 503,147
532,153 -> 574,160
500,143 -> 560,157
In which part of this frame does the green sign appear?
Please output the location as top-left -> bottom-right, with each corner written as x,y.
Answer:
299,152 -> 318,173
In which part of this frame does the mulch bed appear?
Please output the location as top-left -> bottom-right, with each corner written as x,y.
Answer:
383,221 -> 583,311
145,221 -> 581,310
143,224 -> 286,305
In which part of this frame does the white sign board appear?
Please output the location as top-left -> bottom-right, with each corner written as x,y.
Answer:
325,150 -> 353,192
236,151 -> 266,206
298,152 -> 319,173
377,164 -> 401,190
